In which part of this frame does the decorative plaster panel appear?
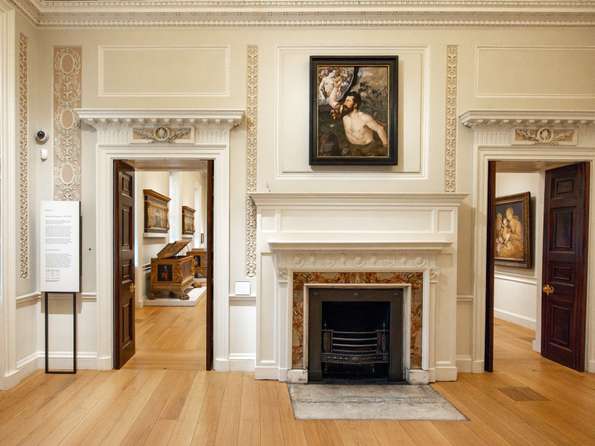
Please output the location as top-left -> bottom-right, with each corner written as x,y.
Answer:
18,33 -> 29,279
444,45 -> 458,193
275,45 -> 427,178
98,45 -> 230,97
475,46 -> 595,98
53,47 -> 82,201
245,45 -> 258,278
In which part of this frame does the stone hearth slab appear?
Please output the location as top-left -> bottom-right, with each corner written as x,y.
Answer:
288,384 -> 466,421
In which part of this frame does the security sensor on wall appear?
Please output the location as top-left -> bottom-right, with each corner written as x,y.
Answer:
34,129 -> 49,161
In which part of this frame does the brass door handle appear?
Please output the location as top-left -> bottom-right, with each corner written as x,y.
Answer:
129,282 -> 136,294
543,284 -> 555,296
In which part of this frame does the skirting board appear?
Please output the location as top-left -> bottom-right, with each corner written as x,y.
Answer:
456,355 -> 472,373
255,364 -> 288,381
495,308 -> 536,330
1,351 -> 100,389
589,359 -> 595,373
434,362 -> 458,381
229,353 -> 255,372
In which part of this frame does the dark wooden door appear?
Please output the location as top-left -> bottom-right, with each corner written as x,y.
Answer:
542,163 -> 589,371
206,160 -> 214,370
114,160 -> 136,369
485,161 -> 497,372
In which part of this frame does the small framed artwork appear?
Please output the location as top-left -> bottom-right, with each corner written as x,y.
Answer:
309,56 -> 398,166
144,189 -> 170,235
182,206 -> 195,236
494,192 -> 532,268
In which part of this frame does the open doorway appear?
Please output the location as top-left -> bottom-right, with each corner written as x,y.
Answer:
486,161 -> 590,372
113,159 -> 214,370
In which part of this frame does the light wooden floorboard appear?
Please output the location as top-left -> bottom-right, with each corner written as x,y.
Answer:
1,316 -> 594,445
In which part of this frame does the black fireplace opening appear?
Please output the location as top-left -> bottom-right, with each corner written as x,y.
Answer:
308,288 -> 404,383
321,301 -> 390,381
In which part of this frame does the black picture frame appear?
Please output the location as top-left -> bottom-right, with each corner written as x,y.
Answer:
309,55 -> 398,166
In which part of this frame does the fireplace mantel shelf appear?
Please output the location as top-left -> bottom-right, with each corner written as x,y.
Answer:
250,192 -> 467,207
268,240 -> 452,251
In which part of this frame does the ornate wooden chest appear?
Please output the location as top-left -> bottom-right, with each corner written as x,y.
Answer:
188,248 -> 208,279
150,239 -> 194,299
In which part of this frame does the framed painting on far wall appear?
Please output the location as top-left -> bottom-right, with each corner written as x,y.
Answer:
494,192 -> 532,268
309,56 -> 398,166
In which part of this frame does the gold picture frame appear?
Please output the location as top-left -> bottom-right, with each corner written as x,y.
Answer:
494,192 -> 532,268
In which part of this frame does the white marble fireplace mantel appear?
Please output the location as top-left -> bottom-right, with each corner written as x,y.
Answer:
250,192 -> 467,383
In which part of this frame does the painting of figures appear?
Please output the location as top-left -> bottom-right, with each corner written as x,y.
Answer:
309,56 -> 398,165
494,192 -> 532,268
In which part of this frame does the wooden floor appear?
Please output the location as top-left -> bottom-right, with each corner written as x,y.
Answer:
1,317 -> 594,445
124,297 -> 206,370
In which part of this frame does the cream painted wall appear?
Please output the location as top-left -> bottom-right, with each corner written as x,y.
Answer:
494,172 -> 541,330
11,15 -> 595,377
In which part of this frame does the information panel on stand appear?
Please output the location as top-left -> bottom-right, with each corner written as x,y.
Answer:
40,201 -> 81,293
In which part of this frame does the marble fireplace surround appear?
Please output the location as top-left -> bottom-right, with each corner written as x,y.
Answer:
292,271 -> 423,382
251,193 -> 466,384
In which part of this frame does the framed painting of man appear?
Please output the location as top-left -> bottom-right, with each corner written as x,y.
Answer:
309,56 -> 398,166
494,192 -> 532,268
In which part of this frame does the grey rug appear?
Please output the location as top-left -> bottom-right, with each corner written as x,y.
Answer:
288,384 -> 466,421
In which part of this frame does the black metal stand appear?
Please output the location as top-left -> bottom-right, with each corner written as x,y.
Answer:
44,292 -> 77,374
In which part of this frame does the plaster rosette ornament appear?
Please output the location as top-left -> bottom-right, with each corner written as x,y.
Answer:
53,47 -> 82,201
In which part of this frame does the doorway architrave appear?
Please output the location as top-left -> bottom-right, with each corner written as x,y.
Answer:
462,110 -> 595,374
77,108 -> 243,371
0,1 -> 16,390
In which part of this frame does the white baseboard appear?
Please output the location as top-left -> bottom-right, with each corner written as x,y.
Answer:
495,308 -> 536,330
37,351 -> 99,370
1,351 -> 100,389
588,359 -> 595,373
434,361 -> 458,381
228,353 -> 255,372
532,339 -> 541,353
456,355 -> 472,373
471,359 -> 484,373
213,357 -> 230,372
254,364 -> 281,380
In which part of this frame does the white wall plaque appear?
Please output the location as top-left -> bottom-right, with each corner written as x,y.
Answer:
39,201 -> 80,293
234,281 -> 251,296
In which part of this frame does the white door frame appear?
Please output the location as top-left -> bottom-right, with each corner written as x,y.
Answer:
77,109 -> 243,371
0,1 -> 16,390
463,111 -> 595,373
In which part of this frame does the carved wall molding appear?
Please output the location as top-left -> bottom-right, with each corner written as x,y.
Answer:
460,110 -> 595,128
11,0 -> 595,27
245,45 -> 258,278
53,46 -> 82,201
275,250 -> 439,273
513,127 -> 577,145
76,109 -> 242,146
18,33 -> 29,279
444,45 -> 458,193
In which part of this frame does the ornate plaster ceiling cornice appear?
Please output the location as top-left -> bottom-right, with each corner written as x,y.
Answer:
460,110 -> 595,128
11,0 -> 595,27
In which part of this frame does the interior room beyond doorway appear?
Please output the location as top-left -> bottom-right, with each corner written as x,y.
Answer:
115,159 -> 212,371
490,160 -> 589,373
